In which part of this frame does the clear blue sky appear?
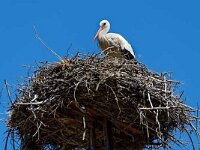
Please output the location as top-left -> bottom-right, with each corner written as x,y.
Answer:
0,0 -> 200,149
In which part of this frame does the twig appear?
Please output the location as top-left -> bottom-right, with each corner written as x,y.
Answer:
156,109 -> 161,137
65,43 -> 72,56
81,106 -> 87,141
33,25 -> 63,62
147,92 -> 153,108
4,129 -> 11,150
33,121 -> 42,140
11,130 -> 16,150
4,80 -> 14,106
106,84 -> 121,115
74,76 -> 85,107
185,129 -> 195,150
164,76 -> 167,98
0,84 -> 5,103
15,95 -> 46,105
139,106 -> 180,110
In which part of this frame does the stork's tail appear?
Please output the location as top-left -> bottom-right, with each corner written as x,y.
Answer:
121,49 -> 135,60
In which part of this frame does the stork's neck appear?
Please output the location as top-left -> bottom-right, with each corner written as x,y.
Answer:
98,26 -> 110,38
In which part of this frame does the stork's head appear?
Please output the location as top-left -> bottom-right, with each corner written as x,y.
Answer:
93,20 -> 110,40
99,20 -> 110,29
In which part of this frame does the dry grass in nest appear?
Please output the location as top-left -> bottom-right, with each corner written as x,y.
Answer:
6,53 -> 198,149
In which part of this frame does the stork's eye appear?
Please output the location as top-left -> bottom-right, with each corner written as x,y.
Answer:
103,22 -> 106,26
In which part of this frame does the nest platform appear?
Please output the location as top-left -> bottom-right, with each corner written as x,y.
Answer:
7,54 -> 197,149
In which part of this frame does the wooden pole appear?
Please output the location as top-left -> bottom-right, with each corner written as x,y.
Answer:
89,122 -> 96,150
103,118 -> 113,150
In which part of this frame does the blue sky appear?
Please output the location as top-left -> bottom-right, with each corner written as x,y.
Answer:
0,0 -> 200,149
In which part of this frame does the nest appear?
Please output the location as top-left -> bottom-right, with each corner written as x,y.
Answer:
7,54 -> 198,149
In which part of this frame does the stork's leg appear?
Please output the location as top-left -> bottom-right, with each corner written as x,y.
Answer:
103,118 -> 113,150
89,122 -> 96,150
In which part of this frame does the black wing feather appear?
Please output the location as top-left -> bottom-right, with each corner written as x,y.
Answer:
121,49 -> 134,60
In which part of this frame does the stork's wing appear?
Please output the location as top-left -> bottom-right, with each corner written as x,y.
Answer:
106,33 -> 135,59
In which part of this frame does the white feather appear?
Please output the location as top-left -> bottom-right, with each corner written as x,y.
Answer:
107,33 -> 135,58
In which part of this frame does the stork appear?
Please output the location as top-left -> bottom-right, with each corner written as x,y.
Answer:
93,20 -> 135,60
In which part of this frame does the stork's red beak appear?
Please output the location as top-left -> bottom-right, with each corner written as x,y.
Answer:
93,27 -> 103,41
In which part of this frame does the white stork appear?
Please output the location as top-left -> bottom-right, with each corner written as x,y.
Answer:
93,20 -> 135,60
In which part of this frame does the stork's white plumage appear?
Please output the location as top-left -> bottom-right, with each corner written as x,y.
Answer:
94,20 -> 135,60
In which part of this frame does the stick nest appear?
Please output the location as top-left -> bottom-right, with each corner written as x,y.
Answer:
7,54 -> 197,149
